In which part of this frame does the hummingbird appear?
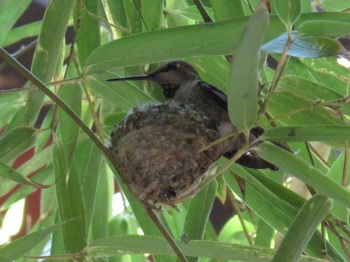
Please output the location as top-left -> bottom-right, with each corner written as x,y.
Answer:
107,61 -> 280,170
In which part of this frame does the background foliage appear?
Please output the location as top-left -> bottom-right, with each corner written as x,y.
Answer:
0,0 -> 350,261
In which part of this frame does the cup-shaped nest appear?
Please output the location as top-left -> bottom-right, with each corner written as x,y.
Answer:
109,102 -> 229,208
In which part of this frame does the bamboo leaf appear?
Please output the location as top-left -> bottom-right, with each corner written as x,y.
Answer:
0,161 -> 50,189
274,0 -> 301,27
2,21 -> 42,47
209,0 -> 245,20
261,126 -> 350,142
0,0 -> 30,45
228,2 -> 269,131
261,32 -> 344,58
25,0 -> 76,126
84,235 -> 325,261
141,0 -> 164,31
184,181 -> 217,248
0,127 -> 36,163
0,223 -> 62,262
272,195 -> 332,262
224,166 -> 344,260
256,143 -> 350,209
299,20 -> 350,38
83,16 -> 282,74
74,0 -> 100,66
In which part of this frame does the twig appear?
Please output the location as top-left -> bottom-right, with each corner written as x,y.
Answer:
144,205 -> 188,262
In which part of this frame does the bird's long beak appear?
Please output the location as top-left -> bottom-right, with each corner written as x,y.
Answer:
106,75 -> 150,82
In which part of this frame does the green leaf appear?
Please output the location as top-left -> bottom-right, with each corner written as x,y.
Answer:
267,89 -> 343,127
0,144 -> 53,199
273,195 -> 332,262
123,0 -> 142,33
105,161 -> 163,237
0,0 -> 30,45
299,57 -> 350,89
83,12 -> 350,74
25,0 -> 76,126
141,0 -> 164,31
210,0 -> 245,20
91,163 -> 113,239
66,164 -> 88,252
256,143 -> 350,209
224,166 -> 344,260
327,153 -> 350,223
0,127 -> 36,163
87,77 -> 156,111
224,167 -> 297,235
299,20 -> 350,38
274,0 -> 301,27
248,168 -> 306,210
261,32 -> 344,58
83,16 -> 284,74
52,136 -> 87,254
84,235 -> 324,261
0,223 -> 62,262
228,2 -> 269,131
74,139 -> 104,231
0,165 -> 53,211
261,126 -> 350,142
2,20 -> 42,47
74,0 -> 101,66
58,83 -> 82,167
104,0 -> 128,37
276,75 -> 350,115
0,161 -> 50,189
184,181 -> 217,244
0,93 -> 25,128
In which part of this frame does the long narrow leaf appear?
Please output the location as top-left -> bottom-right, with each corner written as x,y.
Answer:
261,126 -> 350,142
0,127 -> 36,163
25,0 -> 76,125
228,2 -> 269,131
84,235 -> 324,261
0,223 -> 62,262
273,195 -> 332,262
256,143 -> 350,208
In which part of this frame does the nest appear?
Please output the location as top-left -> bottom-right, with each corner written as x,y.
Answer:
109,102 -> 230,208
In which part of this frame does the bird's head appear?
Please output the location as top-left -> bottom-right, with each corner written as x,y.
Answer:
106,61 -> 200,98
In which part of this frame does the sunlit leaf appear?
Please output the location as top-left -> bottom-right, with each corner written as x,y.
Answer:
261,32 -> 344,58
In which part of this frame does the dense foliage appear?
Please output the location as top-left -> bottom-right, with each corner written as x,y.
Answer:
0,0 -> 349,261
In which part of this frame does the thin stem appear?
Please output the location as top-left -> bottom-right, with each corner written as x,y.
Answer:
228,191 -> 254,245
258,36 -> 293,118
144,206 -> 188,262
0,76 -> 83,93
0,40 -> 37,71
193,0 -> 212,22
